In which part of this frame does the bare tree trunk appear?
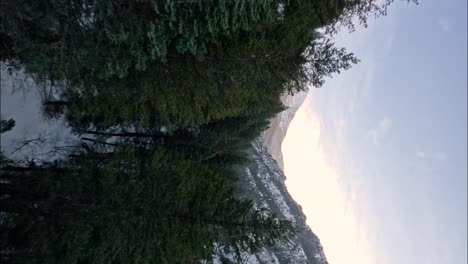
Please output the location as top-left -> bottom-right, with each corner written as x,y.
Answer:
85,130 -> 161,138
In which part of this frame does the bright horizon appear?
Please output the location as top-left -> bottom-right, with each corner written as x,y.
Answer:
283,97 -> 374,264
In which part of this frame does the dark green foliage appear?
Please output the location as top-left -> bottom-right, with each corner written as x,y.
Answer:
0,0 -> 275,80
326,0 -> 418,33
0,144 -> 295,263
2,0 -> 358,128
305,36 -> 360,87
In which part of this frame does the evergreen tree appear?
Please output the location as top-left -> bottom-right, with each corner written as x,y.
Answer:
1,143 -> 295,263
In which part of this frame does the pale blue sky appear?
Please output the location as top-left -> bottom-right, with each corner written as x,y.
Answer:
308,0 -> 467,263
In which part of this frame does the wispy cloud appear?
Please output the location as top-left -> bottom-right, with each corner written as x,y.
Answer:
416,151 -> 448,161
367,118 -> 392,145
437,18 -> 451,32
434,152 -> 448,161
416,151 -> 426,158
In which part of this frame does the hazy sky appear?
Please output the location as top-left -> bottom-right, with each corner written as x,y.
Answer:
283,0 -> 467,263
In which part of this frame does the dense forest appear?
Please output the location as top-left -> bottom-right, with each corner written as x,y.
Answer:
0,0 -> 415,263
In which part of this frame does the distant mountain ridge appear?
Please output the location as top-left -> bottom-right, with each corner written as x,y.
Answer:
214,92 -> 329,263
220,139 -> 328,264
264,91 -> 308,170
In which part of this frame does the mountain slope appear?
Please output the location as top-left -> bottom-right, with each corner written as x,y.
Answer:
227,138 -> 328,264
226,90 -> 329,264
264,91 -> 308,170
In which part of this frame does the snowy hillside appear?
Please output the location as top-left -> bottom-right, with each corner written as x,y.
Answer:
225,138 -> 328,264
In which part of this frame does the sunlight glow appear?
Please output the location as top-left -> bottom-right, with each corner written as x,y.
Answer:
282,98 -> 374,264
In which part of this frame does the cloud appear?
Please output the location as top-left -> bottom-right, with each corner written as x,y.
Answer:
367,118 -> 392,145
434,152 -> 448,161
416,151 -> 448,161
437,18 -> 451,32
337,118 -> 346,129
416,151 -> 426,158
